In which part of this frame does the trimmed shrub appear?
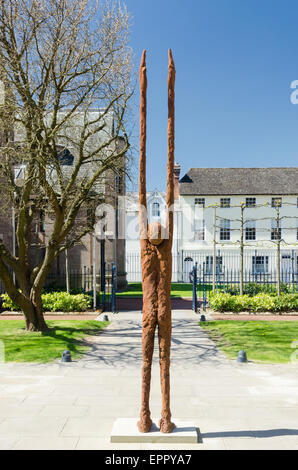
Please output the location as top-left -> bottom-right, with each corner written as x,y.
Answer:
249,294 -> 276,312
209,293 -> 250,312
273,294 -> 298,312
41,292 -> 92,312
1,292 -> 92,312
209,292 -> 298,313
1,293 -> 18,311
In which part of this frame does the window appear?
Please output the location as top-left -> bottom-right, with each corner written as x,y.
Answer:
246,197 -> 256,208
220,198 -> 230,208
152,202 -> 160,217
245,220 -> 256,240
272,197 -> 282,208
297,197 -> 298,208
57,148 -> 74,166
206,256 -> 223,274
220,219 -> 230,241
194,198 -> 205,208
14,164 -> 26,184
271,220 -> 281,240
194,219 -> 205,240
252,256 -> 269,274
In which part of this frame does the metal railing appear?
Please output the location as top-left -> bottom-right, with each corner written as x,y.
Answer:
191,261 -> 298,313
126,249 -> 298,284
0,263 -> 117,313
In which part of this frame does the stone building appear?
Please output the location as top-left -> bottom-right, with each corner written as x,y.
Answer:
0,106 -> 127,290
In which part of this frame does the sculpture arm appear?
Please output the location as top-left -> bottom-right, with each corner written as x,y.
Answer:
166,49 -> 176,240
139,50 -> 148,240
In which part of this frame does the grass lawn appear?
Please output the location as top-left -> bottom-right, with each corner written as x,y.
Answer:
0,320 -> 109,363
200,320 -> 298,364
117,282 -> 212,298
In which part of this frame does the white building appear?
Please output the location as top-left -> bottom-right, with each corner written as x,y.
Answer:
125,167 -> 298,283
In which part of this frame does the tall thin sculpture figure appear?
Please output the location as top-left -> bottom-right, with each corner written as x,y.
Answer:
138,49 -> 176,434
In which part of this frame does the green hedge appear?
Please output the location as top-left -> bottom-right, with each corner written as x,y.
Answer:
209,292 -> 298,313
1,292 -> 92,312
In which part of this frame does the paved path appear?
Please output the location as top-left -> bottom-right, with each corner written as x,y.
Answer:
81,310 -> 226,368
0,310 -> 297,450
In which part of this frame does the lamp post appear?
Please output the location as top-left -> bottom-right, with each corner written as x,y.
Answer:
12,165 -> 26,285
12,205 -> 16,284
92,232 -> 96,310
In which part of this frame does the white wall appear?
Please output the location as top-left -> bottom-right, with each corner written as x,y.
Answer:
178,194 -> 298,251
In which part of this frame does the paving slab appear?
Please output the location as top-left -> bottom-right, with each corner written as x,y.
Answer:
76,437 -> 143,450
0,438 -> 18,450
0,416 -> 67,437
13,437 -> 79,450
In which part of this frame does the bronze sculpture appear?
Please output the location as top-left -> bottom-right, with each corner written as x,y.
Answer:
138,49 -> 176,434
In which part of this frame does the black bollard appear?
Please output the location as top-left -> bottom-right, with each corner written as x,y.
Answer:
103,315 -> 109,321
200,314 -> 206,322
237,350 -> 247,363
61,350 -> 72,363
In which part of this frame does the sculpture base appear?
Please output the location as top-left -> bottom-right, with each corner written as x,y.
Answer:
110,418 -> 198,443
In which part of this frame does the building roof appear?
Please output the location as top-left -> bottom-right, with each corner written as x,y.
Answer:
179,167 -> 298,196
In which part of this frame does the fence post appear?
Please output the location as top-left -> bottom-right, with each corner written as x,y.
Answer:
192,262 -> 198,313
102,262 -> 106,311
203,261 -> 207,311
65,249 -> 70,293
111,262 -> 117,313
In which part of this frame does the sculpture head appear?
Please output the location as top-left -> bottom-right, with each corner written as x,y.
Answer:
148,222 -> 164,246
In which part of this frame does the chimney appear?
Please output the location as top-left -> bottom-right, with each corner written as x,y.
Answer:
173,162 -> 181,200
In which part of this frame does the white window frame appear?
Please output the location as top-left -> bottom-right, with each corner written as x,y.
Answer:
194,198 -> 205,208
206,255 -> 223,274
252,256 -> 269,274
271,197 -> 282,208
194,219 -> 205,241
245,220 -> 256,241
246,197 -> 256,208
220,198 -> 231,208
271,219 -> 281,240
219,219 -> 230,241
151,202 -> 160,217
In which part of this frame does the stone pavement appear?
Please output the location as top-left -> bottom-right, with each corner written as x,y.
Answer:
0,309 -> 297,450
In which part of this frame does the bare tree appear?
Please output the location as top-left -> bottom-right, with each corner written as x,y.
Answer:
0,0 -> 133,331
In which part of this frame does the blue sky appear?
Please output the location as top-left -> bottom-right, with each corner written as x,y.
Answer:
124,0 -> 298,191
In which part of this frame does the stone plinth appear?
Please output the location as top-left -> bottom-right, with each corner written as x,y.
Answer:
110,418 -> 198,443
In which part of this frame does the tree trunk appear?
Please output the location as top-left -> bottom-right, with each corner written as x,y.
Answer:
23,289 -> 49,332
24,305 -> 49,332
